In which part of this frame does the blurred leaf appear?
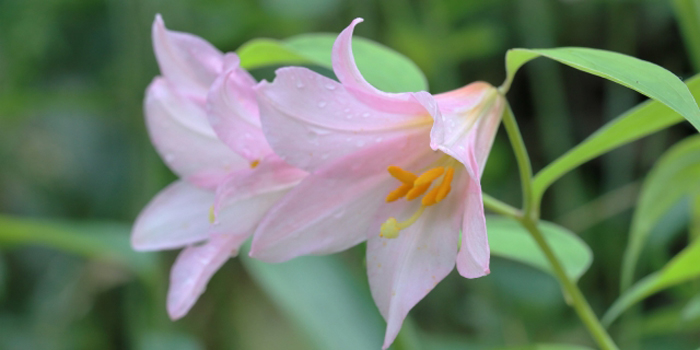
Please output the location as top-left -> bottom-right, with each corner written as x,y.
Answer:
532,74 -> 700,204
496,345 -> 594,350
672,0 -> 700,71
681,294 -> 700,321
238,34 -> 428,93
621,136 -> 700,291
602,238 -> 700,326
0,252 -> 5,302
487,216 -> 593,281
503,48 -> 700,131
0,215 -> 157,280
240,251 -> 384,350
137,332 -> 203,350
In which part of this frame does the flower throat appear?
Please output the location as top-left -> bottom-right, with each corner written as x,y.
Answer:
380,162 -> 456,239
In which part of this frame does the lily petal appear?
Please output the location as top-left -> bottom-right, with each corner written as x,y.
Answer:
207,54 -> 273,161
431,83 -> 505,174
250,131 -> 436,263
167,233 -> 246,320
366,172 -> 464,349
152,14 -> 223,96
131,180 -> 212,251
332,18 -> 427,115
255,67 -> 433,172
213,155 -> 307,217
455,152 -> 491,278
145,77 -> 248,188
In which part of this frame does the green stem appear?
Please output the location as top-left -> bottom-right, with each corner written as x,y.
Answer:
482,193 -> 521,219
501,103 -> 535,219
502,103 -> 619,349
519,218 -> 619,350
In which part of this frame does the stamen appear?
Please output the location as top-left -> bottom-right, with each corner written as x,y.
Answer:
250,160 -> 260,168
414,167 -> 444,186
421,186 -> 440,206
380,206 -> 426,239
386,183 -> 412,202
406,182 -> 431,200
208,205 -> 216,224
435,167 -> 454,202
387,166 -> 417,185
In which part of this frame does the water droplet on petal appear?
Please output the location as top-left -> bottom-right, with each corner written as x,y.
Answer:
356,140 -> 365,147
375,137 -> 383,143
325,84 -> 336,90
362,112 -> 371,118
318,101 -> 327,108
164,153 -> 175,163
296,81 -> 305,89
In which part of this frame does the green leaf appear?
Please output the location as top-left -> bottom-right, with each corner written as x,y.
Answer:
682,294 -> 700,321
237,34 -> 428,93
672,0 -> 700,71
532,74 -> 700,205
620,136 -> 700,291
602,238 -> 700,326
0,215 -> 157,280
496,345 -> 595,350
240,251 -> 384,350
503,48 -> 700,131
487,216 -> 592,281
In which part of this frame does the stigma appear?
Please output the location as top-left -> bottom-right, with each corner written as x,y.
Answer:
380,165 -> 455,238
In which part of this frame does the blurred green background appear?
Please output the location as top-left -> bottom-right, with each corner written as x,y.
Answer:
1,0 -> 699,349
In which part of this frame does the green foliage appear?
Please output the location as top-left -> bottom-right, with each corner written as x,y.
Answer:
621,136 -> 700,291
238,34 -> 428,93
240,252 -> 384,350
487,217 -> 592,281
532,75 -> 700,205
603,238 -> 700,326
503,48 -> 700,132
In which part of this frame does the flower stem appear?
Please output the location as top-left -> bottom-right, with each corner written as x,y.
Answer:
519,217 -> 619,350
501,102 -> 619,350
501,104 -> 535,219
482,193 -> 521,219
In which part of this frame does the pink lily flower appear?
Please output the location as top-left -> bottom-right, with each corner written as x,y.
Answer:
130,15 -> 305,320
251,18 -> 505,348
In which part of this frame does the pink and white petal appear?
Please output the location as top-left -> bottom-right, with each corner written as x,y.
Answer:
455,153 -> 491,278
250,131 -> 436,263
332,18 -> 427,115
167,233 -> 246,319
255,67 -> 432,172
366,176 -> 464,349
431,83 -> 504,174
131,180 -> 212,251
207,56 -> 272,161
145,77 -> 248,188
152,14 -> 223,96
213,155 -> 307,216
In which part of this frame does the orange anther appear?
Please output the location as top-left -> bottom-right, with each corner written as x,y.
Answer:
386,183 -> 412,202
421,186 -> 440,206
435,167 -> 455,203
387,166 -> 417,185
414,167 -> 445,187
406,182 -> 431,200
250,160 -> 260,168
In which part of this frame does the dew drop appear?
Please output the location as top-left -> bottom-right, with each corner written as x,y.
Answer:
296,81 -> 305,89
362,112 -> 371,118
375,137 -> 383,143
343,108 -> 351,113
325,84 -> 336,90
318,101 -> 327,108
164,153 -> 175,163
356,140 -> 366,147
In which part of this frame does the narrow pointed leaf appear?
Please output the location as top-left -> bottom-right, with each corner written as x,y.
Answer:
603,238 -> 700,326
503,47 -> 700,131
620,136 -> 700,291
532,74 -> 700,203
